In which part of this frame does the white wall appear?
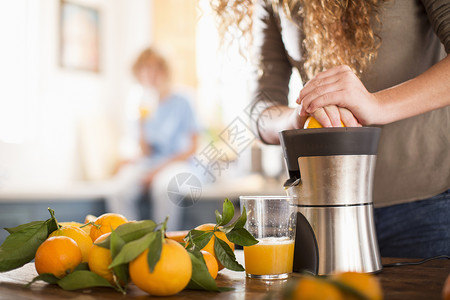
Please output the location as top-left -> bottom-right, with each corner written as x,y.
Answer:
0,0 -> 152,190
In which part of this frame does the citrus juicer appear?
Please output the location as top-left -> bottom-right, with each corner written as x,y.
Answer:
279,127 -> 383,275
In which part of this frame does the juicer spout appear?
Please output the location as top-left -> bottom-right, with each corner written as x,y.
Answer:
283,177 -> 301,188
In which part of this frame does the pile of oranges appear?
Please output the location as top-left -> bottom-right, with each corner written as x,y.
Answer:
34,213 -> 128,281
33,214 -> 223,296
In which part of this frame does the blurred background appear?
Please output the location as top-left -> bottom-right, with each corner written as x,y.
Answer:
0,0 -> 301,241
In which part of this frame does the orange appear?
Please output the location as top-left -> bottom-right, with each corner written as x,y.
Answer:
58,221 -> 83,227
293,277 -> 343,300
129,239 -> 192,296
166,230 -> 189,243
79,226 -> 91,235
35,236 -> 82,278
443,273 -> 450,300
58,221 -> 91,235
88,233 -> 115,284
89,213 -> 128,242
195,223 -> 235,271
332,271 -> 383,300
49,225 -> 93,263
82,214 -> 97,235
201,250 -> 218,279
84,214 -> 97,223
304,116 -> 345,129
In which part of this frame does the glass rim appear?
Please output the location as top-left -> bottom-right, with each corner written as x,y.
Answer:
239,195 -> 294,201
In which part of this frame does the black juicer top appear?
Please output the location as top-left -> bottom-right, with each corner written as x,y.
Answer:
279,127 -> 381,179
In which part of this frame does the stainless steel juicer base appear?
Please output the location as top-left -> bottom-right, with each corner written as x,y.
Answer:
294,204 -> 382,275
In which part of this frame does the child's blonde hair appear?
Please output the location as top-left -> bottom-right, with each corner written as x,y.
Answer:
132,48 -> 171,81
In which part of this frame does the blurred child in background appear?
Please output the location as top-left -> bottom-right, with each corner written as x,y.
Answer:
115,48 -> 200,230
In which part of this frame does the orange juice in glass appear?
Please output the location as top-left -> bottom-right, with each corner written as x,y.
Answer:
240,196 -> 296,280
138,105 -> 151,120
244,237 -> 295,276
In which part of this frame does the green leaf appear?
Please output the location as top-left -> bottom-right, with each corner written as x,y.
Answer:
234,205 -> 247,229
160,216 -> 169,234
57,270 -> 115,291
226,228 -> 258,246
112,266 -> 129,291
187,230 -> 214,250
25,273 -> 60,287
109,231 -> 156,268
110,230 -> 126,258
214,236 -> 244,271
220,198 -> 235,226
215,210 -> 222,226
110,230 -> 129,285
0,221 -> 48,272
186,249 -> 219,291
112,266 -> 128,288
222,205 -> 247,233
74,262 -> 89,271
147,231 -> 162,273
96,220 -> 157,249
45,219 -> 59,237
46,208 -> 59,234
4,221 -> 44,234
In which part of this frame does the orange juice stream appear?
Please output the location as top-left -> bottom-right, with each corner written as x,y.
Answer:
244,237 -> 295,275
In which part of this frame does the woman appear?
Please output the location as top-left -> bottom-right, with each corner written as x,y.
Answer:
212,0 -> 450,257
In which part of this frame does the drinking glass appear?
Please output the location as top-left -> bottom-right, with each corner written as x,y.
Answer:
240,196 -> 296,279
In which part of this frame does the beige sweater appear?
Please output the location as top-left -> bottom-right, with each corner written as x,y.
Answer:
252,0 -> 450,207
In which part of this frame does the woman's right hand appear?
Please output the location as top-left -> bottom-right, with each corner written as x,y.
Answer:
309,105 -> 362,128
292,103 -> 361,128
298,65 -> 381,126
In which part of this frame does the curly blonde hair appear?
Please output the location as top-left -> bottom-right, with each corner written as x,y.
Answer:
210,0 -> 385,80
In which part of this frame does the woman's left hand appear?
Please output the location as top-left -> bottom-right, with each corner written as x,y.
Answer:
298,65 -> 382,126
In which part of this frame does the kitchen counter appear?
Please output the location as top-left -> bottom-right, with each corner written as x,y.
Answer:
0,174 -> 286,240
0,251 -> 448,300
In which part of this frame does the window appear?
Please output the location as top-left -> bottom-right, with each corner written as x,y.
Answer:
0,0 -> 39,144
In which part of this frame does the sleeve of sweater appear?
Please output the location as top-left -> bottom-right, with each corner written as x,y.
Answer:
421,0 -> 450,53
250,0 -> 293,138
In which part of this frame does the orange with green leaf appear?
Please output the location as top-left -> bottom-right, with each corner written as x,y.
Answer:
185,199 -> 258,273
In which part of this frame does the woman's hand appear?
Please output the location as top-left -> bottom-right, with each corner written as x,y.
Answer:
298,65 -> 381,126
309,106 -> 362,128
289,102 -> 360,129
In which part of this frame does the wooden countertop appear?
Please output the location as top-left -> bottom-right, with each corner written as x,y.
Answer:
0,251 -> 448,299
